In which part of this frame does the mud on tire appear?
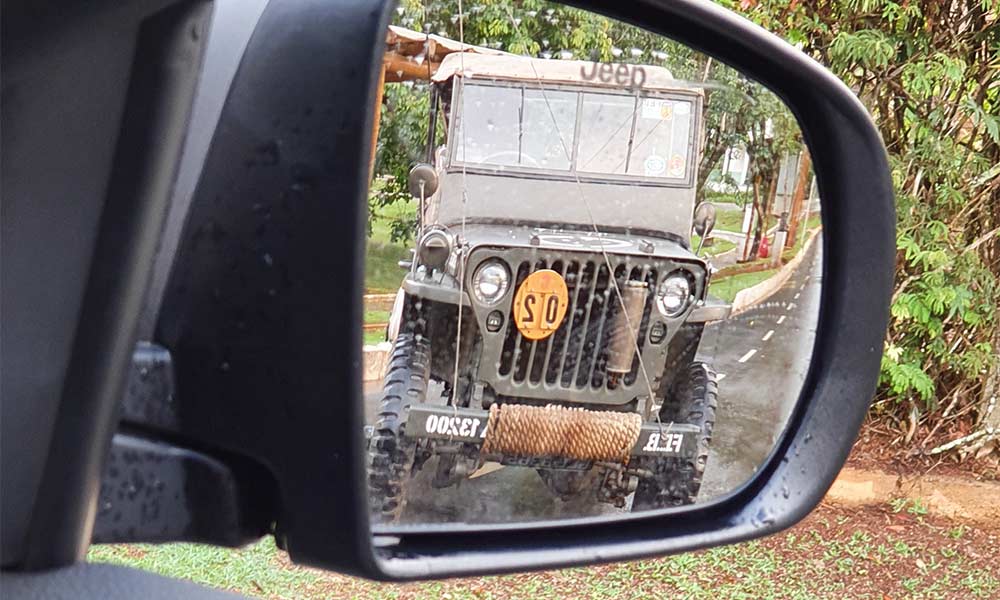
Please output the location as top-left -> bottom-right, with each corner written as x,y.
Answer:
367,332 -> 430,524
632,362 -> 718,511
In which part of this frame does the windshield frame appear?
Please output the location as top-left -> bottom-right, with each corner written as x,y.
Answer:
445,76 -> 702,189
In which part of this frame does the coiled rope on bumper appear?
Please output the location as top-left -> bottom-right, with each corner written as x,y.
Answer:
481,403 -> 642,463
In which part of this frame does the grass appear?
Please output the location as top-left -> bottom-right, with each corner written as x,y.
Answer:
365,309 -> 390,324
704,190 -> 744,205
691,235 -> 737,257
362,309 -> 391,345
713,209 -> 745,233
86,504 -> 999,600
364,331 -> 387,345
365,202 -> 414,293
709,267 -> 779,303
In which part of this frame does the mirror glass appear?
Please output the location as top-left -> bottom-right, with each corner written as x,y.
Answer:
364,0 -> 821,528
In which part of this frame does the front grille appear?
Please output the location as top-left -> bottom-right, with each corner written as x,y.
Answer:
497,256 -> 659,393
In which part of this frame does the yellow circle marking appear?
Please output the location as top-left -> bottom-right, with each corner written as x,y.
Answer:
512,269 -> 569,340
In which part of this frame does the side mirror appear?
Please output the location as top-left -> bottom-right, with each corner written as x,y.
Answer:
693,201 -> 717,237
87,0 -> 895,584
407,163 -> 439,199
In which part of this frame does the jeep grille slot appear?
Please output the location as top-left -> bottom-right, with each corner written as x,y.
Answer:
497,256 -> 658,393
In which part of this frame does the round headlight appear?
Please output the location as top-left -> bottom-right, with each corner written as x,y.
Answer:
656,272 -> 693,316
472,261 -> 510,305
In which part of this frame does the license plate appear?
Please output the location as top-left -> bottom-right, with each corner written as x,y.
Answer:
512,269 -> 569,340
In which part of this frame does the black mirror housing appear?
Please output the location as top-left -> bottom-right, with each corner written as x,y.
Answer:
18,0 -> 893,582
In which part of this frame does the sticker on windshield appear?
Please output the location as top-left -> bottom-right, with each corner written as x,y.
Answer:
641,98 -> 673,120
668,154 -> 686,177
644,154 -> 667,176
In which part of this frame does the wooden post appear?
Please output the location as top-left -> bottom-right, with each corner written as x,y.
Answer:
369,64 -> 386,179
786,149 -> 812,248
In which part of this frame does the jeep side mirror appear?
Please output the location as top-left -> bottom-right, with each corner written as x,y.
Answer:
408,163 -> 438,199
693,201 -> 717,237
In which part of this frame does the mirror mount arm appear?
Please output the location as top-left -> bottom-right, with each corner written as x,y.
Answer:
425,85 -> 440,164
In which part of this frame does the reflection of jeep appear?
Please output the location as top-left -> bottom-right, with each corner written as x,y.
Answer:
369,53 -> 729,523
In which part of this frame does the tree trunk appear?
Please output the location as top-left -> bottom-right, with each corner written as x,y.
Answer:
749,171 -> 777,258
972,324 -> 1000,457
787,149 -> 812,247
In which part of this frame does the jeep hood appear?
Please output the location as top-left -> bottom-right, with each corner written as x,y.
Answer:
429,172 -> 698,242
455,223 -> 704,265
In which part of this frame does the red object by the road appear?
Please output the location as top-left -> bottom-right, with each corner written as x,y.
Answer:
758,235 -> 770,258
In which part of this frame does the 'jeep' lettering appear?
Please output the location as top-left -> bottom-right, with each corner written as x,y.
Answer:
580,62 -> 646,88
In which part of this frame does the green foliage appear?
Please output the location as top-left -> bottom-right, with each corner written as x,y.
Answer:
370,83 -> 432,244
735,0 -> 1000,441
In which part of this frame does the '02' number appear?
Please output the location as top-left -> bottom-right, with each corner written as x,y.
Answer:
521,293 -> 561,329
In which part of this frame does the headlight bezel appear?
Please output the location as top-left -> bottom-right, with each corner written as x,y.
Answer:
656,270 -> 695,317
471,260 -> 511,305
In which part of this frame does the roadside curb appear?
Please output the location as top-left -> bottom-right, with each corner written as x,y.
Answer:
730,227 -> 822,315
364,293 -> 397,311
363,342 -> 392,382
826,466 -> 1000,523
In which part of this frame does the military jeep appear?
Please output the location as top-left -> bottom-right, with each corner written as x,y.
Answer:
369,53 -> 728,523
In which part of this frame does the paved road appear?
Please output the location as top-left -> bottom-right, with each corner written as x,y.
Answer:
698,235 -> 822,499
364,236 -> 823,524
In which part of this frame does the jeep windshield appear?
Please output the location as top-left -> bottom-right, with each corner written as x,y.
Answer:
451,80 -> 696,184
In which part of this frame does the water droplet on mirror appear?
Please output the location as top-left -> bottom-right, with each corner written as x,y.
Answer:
754,507 -> 776,527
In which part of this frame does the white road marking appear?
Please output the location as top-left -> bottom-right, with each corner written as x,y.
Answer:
762,330 -> 775,342
716,373 -> 727,381
738,348 -> 757,363
793,292 -> 801,300
777,315 -> 786,325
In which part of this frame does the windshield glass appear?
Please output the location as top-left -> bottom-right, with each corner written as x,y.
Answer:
452,80 -> 696,182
